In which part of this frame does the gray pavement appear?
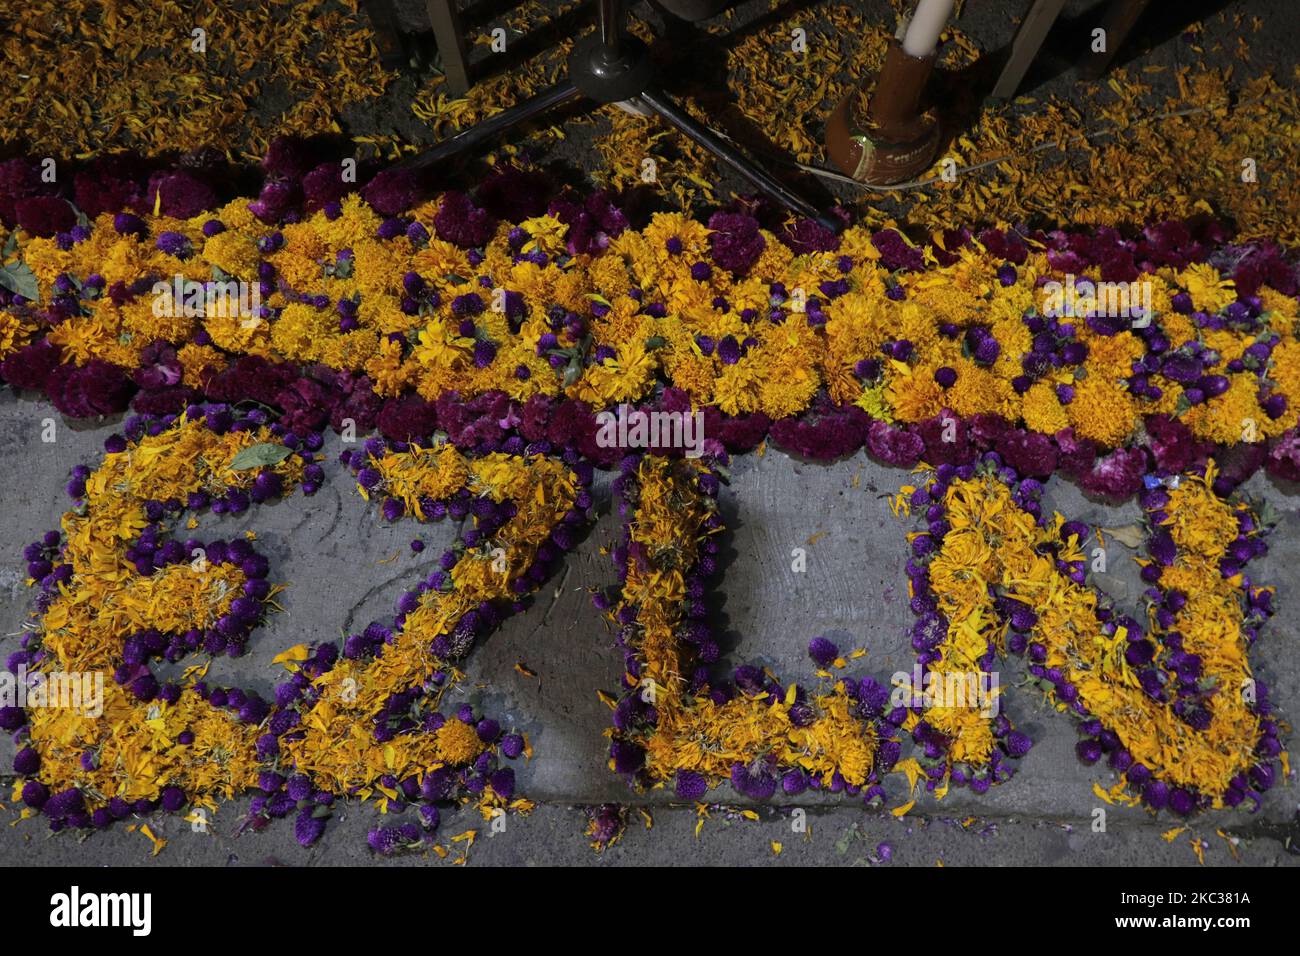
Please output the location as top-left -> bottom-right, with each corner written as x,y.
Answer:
2,389 -> 1297,866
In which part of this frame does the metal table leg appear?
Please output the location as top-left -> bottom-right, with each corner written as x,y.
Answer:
427,0 -> 472,98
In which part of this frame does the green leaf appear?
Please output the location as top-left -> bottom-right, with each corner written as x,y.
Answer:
644,335 -> 667,350
562,359 -> 582,387
228,443 -> 293,470
0,262 -> 39,301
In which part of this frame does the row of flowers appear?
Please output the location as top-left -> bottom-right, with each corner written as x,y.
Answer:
2,146 -> 1294,849
1,145 -> 1299,498
4,401 -> 1285,845
5,405 -> 588,848
591,451 -> 1280,814
897,459 -> 1279,811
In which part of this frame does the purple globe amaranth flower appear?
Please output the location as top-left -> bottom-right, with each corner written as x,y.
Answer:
1075,738 -> 1103,764
500,733 -> 525,759
1142,779 -> 1170,809
730,759 -> 777,799
808,636 -> 839,667
294,808 -> 327,846
1005,731 -> 1032,757
675,769 -> 708,801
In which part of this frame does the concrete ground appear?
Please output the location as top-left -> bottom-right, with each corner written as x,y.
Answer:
2,387 -> 1298,866
3,0 -> 1300,866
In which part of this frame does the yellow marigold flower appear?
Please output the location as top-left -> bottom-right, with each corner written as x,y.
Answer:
945,361 -> 1015,419
353,238 -> 410,299
1021,380 -> 1070,434
519,215 -> 568,255
1182,375 -> 1272,444
177,343 -> 225,388
202,231 -> 260,279
121,296 -> 196,345
1069,376 -> 1136,446
413,317 -> 473,369
269,303 -> 336,363
318,330 -> 381,370
47,316 -> 117,366
20,236 -> 71,290
758,358 -> 819,419
887,362 -> 943,423
1178,262 -> 1236,314
1081,330 -> 1143,377
310,193 -> 382,249
713,360 -> 761,415
0,312 -> 36,358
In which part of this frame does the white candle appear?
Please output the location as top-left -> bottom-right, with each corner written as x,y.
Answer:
901,0 -> 956,57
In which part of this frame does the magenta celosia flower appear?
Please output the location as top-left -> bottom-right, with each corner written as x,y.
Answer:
864,419 -> 924,467
476,165 -> 550,221
708,211 -> 765,275
72,154 -> 144,218
547,189 -> 628,256
248,180 -> 297,223
377,395 -> 438,443
1143,414 -> 1202,474
770,400 -> 871,461
0,158 -> 43,226
146,171 -> 217,219
302,162 -> 351,210
434,190 -> 497,248
1266,427 -> 1300,483
701,406 -> 771,453
1078,445 -> 1145,500
261,137 -> 317,180
1054,427 -> 1098,477
14,196 -> 76,237
872,228 -> 926,271
779,217 -> 839,255
363,167 -> 420,217
131,384 -> 199,416
46,360 -> 135,417
275,377 -> 333,435
0,339 -> 62,390
916,411 -> 976,466
133,342 -> 183,391
994,428 -> 1057,478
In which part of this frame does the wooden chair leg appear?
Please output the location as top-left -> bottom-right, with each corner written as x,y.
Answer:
359,0 -> 408,71
991,0 -> 1068,99
426,0 -> 472,98
1079,0 -> 1153,80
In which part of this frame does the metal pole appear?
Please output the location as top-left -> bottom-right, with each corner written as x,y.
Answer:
639,88 -> 838,231
598,0 -> 623,61
395,81 -> 583,173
